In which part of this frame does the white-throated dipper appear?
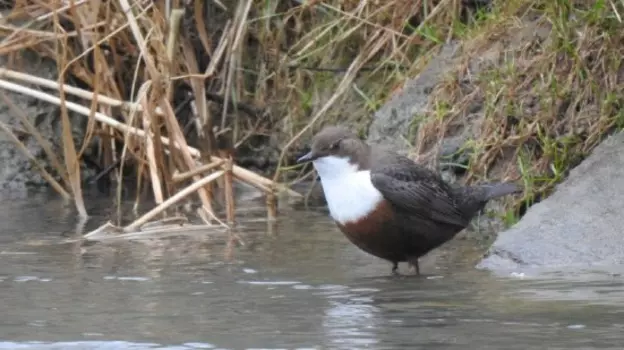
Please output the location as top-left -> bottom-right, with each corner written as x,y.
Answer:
297,125 -> 522,275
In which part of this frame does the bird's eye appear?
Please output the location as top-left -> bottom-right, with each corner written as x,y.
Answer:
329,139 -> 341,150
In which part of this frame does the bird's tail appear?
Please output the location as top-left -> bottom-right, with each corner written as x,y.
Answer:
453,182 -> 522,217
480,182 -> 523,200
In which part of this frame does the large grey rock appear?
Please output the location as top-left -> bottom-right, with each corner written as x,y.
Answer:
367,43 -> 459,152
478,132 -> 624,272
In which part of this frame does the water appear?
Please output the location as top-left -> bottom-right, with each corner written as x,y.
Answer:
0,193 -> 623,349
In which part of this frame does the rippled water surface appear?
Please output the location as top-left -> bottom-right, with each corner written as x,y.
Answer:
1,193 -> 624,349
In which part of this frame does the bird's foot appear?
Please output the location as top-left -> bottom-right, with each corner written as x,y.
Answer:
408,258 -> 421,276
391,262 -> 400,276
391,261 -> 422,278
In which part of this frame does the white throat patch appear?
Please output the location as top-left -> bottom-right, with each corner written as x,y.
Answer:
312,155 -> 383,224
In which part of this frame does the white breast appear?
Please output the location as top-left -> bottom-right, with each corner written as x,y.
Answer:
312,156 -> 383,224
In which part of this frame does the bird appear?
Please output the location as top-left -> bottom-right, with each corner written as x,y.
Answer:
296,125 -> 522,275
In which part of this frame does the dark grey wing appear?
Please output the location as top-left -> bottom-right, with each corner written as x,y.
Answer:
369,154 -> 469,228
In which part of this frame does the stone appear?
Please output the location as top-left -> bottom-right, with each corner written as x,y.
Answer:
366,42 -> 460,152
478,132 -> 624,273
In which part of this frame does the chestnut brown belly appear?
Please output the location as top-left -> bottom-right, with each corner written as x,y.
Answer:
335,200 -> 464,263
337,221 -> 408,262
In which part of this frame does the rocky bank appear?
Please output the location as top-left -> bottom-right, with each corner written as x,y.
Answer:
477,132 -> 624,273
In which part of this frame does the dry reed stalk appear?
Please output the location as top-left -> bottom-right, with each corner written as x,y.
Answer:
224,156 -> 235,225
172,159 -> 224,183
83,221 -> 121,239
124,170 -> 225,232
158,99 -> 215,220
34,0 -> 89,21
203,20 -> 231,78
179,39 -> 208,139
233,172 -> 273,195
70,0 -> 98,49
117,0 -> 159,78
140,216 -> 189,229
118,95 -> 144,220
178,15 -> 217,203
192,1 -> 212,58
164,8 -> 184,102
54,12 -> 87,218
178,13 -> 232,152
0,68 -> 169,116
84,222 -> 226,242
266,192 -> 277,222
220,0 -> 253,131
139,84 -> 165,205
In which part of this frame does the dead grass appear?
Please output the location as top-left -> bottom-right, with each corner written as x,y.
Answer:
414,0 -> 624,218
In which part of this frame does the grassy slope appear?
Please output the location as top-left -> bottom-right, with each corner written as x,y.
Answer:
412,0 -> 624,223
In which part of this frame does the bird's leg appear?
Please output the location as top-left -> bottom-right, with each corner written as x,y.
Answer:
408,258 -> 420,276
391,261 -> 399,275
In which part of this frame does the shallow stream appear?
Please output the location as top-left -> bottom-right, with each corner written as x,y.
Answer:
0,193 -> 623,349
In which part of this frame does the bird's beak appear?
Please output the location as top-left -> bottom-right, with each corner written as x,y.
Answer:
296,151 -> 315,164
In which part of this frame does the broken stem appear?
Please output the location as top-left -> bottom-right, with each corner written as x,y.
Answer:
124,170 -> 225,232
